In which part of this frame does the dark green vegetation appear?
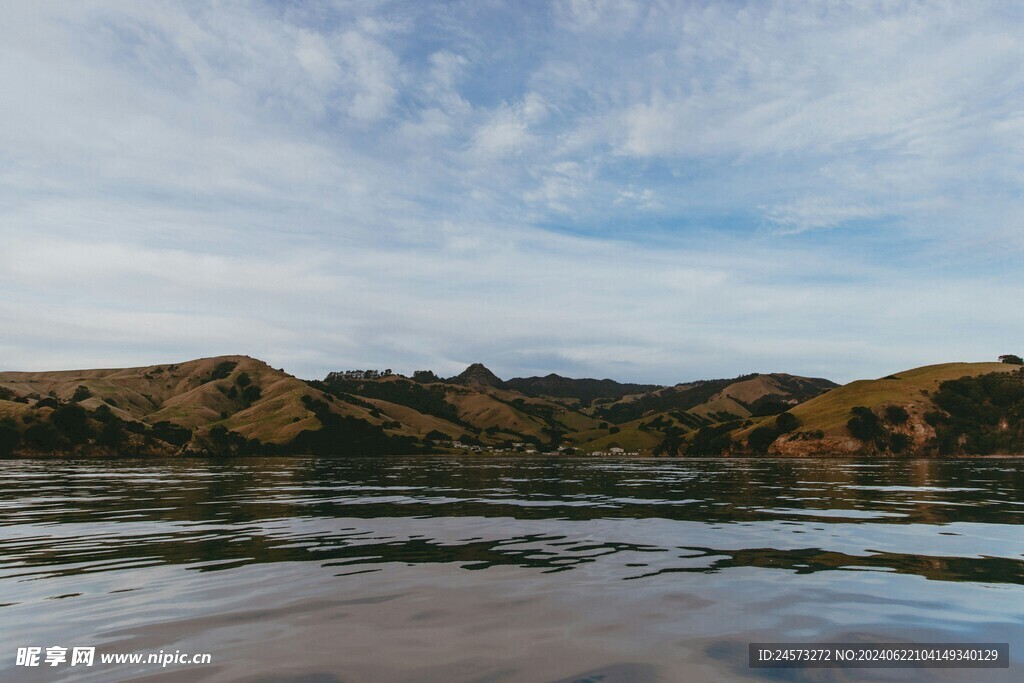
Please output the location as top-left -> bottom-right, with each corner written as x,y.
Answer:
0,385 -> 422,458
927,370 -> 1024,454
10,400 -> 156,456
206,360 -> 238,382
71,384 -> 92,402
1,355 -> 1022,457
821,367 -> 1024,456
0,419 -> 19,456
315,375 -> 466,428
747,412 -> 803,454
842,406 -> 910,454
505,374 -> 662,406
291,395 -> 422,456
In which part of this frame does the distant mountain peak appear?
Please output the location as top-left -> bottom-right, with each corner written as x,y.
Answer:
452,363 -> 504,388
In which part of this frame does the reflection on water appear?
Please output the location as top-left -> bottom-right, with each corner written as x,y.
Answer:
0,456 -> 1022,682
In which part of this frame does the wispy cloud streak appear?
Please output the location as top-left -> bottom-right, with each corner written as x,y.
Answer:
2,1 -> 1022,382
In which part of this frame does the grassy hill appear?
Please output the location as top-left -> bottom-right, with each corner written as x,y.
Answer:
0,355 -> 393,440
315,369 -> 601,448
0,356 -> 406,456
787,362 -> 1014,435
0,357 -> 845,457
733,362 -> 1023,456
589,373 -> 836,424
8,355 -> 1016,458
565,362 -> 1024,457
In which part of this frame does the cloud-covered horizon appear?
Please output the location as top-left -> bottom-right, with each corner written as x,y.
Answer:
2,1 -> 1022,384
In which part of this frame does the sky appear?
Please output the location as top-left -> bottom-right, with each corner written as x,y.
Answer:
2,0 -> 1023,385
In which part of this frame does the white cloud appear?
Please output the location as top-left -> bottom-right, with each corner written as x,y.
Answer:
294,29 -> 342,88
470,103 -> 534,158
336,29 -> 400,122
524,162 -> 592,212
425,50 -> 469,109
765,198 -> 885,235
2,1 -> 1023,384
556,0 -> 645,35
614,187 -> 657,211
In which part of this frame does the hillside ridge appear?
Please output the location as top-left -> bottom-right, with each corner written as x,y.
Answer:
3,356 -> 1021,457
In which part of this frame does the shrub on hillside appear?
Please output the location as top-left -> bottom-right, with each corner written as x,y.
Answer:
97,420 -> 124,449
889,433 -> 912,454
201,424 -> 263,456
751,400 -> 789,416
999,354 -> 1023,365
644,415 -> 671,431
51,404 -> 93,444
688,421 -> 739,456
775,412 -> 800,434
25,423 -> 59,450
748,425 -> 779,454
152,421 -> 192,447
72,385 -> 92,402
241,385 -> 262,405
90,405 -> 118,425
846,406 -> 885,445
653,424 -> 685,456
206,361 -> 238,383
0,420 -> 20,456
884,405 -> 910,425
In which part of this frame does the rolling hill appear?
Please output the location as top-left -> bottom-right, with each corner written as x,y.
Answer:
758,362 -> 1024,456
4,355 -> 1021,457
0,356 -> 411,456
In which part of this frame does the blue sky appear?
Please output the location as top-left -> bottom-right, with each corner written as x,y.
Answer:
2,1 -> 1022,384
